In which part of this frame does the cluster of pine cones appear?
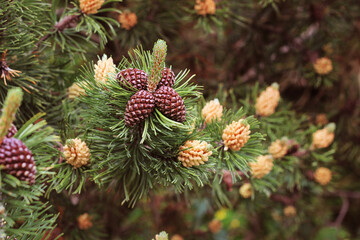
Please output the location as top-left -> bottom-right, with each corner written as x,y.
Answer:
116,67 -> 186,127
0,124 -> 36,185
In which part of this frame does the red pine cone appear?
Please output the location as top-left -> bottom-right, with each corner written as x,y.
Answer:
6,124 -> 18,138
154,86 -> 186,122
125,90 -> 155,127
158,67 -> 175,88
116,68 -> 148,91
0,137 -> 36,185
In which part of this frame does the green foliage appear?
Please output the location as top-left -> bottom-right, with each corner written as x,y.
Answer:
1,113 -> 60,239
47,41 -> 264,208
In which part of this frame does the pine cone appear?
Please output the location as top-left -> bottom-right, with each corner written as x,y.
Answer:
94,55 -> 116,84
283,206 -> 296,217
268,139 -> 288,159
154,86 -> 186,122
125,90 -> 155,127
249,155 -> 273,179
178,140 -> 212,167
158,68 -> 175,88
314,167 -> 332,185
0,137 -> 36,185
6,124 -> 17,138
79,0 -> 104,14
116,68 -> 148,91
222,120 -> 251,151
202,98 -> 223,123
255,84 -> 280,117
64,138 -> 91,169
239,183 -> 252,198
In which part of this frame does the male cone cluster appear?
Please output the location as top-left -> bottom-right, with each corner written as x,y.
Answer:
311,123 -> 335,149
313,57 -> 333,75
249,155 -> 274,179
222,120 -> 251,151
94,54 -> 116,84
195,0 -> 216,16
77,213 -> 93,230
79,0 -> 104,15
178,140 -> 212,167
239,183 -> 252,198
255,83 -> 280,117
64,138 -> 91,169
118,11 -> 138,30
283,206 -> 297,217
314,167 -> 332,185
202,98 -> 223,123
268,139 -> 288,159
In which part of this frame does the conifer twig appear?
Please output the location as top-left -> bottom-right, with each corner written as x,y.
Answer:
331,196 -> 349,227
34,14 -> 81,50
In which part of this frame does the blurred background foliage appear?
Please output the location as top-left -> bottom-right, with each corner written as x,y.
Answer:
1,0 -> 360,239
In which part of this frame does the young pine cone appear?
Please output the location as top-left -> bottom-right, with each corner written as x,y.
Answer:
6,124 -> 17,138
64,138 -> 91,169
79,0 -> 104,15
239,183 -> 252,198
154,86 -> 186,122
201,98 -> 223,123
222,120 -> 251,151
157,67 -> 175,88
255,84 -> 280,117
94,55 -> 116,84
116,68 -> 148,91
0,137 -> 36,185
314,167 -> 332,185
178,140 -> 212,167
249,155 -> 273,179
124,90 -> 155,127
268,139 -> 288,159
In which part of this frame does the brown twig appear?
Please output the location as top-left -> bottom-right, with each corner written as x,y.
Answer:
330,196 -> 349,227
324,190 -> 360,199
34,14 -> 81,51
